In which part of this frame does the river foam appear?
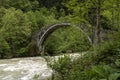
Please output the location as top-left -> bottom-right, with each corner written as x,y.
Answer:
0,57 -> 53,80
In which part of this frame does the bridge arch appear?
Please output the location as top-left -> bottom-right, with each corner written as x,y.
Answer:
35,23 -> 92,52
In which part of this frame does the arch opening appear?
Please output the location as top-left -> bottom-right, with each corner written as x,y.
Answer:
44,26 -> 92,55
35,23 -> 92,53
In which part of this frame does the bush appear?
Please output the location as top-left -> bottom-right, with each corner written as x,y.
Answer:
0,35 -> 11,58
49,37 -> 120,80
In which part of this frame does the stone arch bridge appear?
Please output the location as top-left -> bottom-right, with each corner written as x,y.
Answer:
32,23 -> 92,53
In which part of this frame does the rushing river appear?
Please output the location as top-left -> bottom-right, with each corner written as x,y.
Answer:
0,53 -> 81,80
0,57 -> 53,80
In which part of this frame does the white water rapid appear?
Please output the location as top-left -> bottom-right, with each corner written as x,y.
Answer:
0,57 -> 52,80
0,53 -> 82,80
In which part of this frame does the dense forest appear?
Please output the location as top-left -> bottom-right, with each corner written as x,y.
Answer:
0,0 -> 120,80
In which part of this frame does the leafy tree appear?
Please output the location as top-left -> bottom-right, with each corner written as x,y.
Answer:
0,8 -> 31,57
27,7 -> 57,31
0,0 -> 39,11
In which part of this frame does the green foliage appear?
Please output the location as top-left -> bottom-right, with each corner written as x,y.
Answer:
49,44 -> 120,80
0,33 -> 10,58
49,31 -> 120,80
27,7 -> 57,31
44,27 -> 91,55
0,1 -> 58,58
0,0 -> 39,11
0,8 -> 32,58
0,0 -> 120,80
49,56 -> 82,80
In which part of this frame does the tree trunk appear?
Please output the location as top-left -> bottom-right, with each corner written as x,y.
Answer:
93,0 -> 101,45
